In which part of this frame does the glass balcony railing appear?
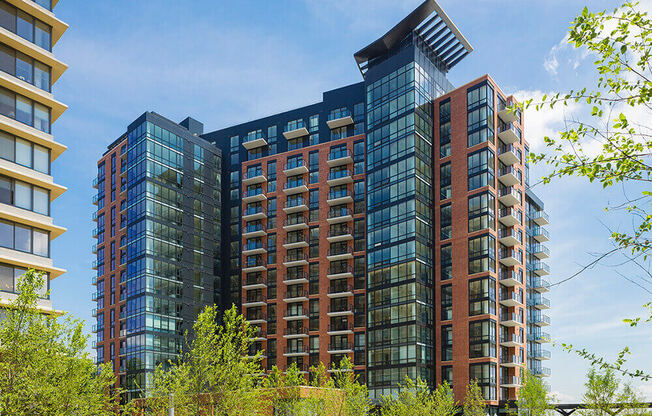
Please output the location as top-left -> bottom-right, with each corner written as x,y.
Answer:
284,159 -> 306,171
284,179 -> 306,190
328,170 -> 353,181
328,108 -> 352,122
328,149 -> 352,161
243,188 -> 264,198
245,223 -> 264,234
244,131 -> 265,143
328,190 -> 351,200
244,206 -> 265,216
285,120 -> 306,133
328,207 -> 351,219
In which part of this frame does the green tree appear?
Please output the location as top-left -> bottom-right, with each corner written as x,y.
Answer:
509,369 -> 551,416
380,377 -> 458,416
521,0 -> 652,380
580,368 -> 648,416
463,380 -> 486,416
0,269 -> 127,415
147,304 -> 269,415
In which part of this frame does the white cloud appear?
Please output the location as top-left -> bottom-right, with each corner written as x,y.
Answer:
543,36 -> 568,76
550,390 -> 577,404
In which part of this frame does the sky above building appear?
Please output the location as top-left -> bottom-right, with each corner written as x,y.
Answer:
49,0 -> 652,401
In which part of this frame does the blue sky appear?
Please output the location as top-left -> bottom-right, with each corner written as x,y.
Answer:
49,0 -> 652,401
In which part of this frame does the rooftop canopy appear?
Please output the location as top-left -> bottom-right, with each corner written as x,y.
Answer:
353,0 -> 473,77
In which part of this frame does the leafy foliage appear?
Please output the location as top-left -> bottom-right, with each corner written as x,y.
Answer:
379,377 -> 458,416
463,380 -> 486,416
0,269 -> 127,415
579,368 -> 648,416
509,369 -> 552,416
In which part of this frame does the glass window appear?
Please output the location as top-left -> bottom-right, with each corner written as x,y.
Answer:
33,145 -> 49,174
34,103 -> 49,133
0,44 -> 13,75
16,11 -> 33,43
0,220 -> 13,248
16,96 -> 32,125
34,20 -> 51,51
0,3 -> 16,33
33,229 -> 48,256
14,181 -> 31,210
0,176 -> 11,204
15,138 -> 31,167
34,61 -> 50,91
0,131 -> 14,161
0,263 -> 12,291
0,88 -> 15,118
15,52 -> 32,84
33,187 -> 48,215
14,223 -> 31,252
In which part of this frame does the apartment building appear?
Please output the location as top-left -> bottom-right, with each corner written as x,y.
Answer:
0,0 -> 68,314
92,0 -> 551,409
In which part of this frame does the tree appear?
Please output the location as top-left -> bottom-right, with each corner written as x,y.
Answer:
510,369 -> 552,416
380,377 -> 458,416
0,269 -> 127,415
580,368 -> 648,416
520,0 -> 652,380
463,380 -> 486,416
147,304 -> 270,415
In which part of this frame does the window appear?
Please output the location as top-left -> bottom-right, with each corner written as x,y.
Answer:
469,277 -> 496,316
469,319 -> 497,358
468,234 -> 496,274
0,131 -> 50,174
0,220 -> 49,256
441,285 -> 452,320
440,204 -> 451,239
441,244 -> 452,280
468,192 -> 495,233
468,149 -> 495,191
469,363 -> 497,401
467,82 -> 495,147
0,44 -> 50,92
442,325 -> 452,361
0,263 -> 48,297
0,3 -> 52,50
439,99 -> 451,158
0,87 -> 50,133
0,175 -> 49,215
440,162 -> 451,200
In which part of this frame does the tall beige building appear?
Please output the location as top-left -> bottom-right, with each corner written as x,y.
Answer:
0,0 -> 67,313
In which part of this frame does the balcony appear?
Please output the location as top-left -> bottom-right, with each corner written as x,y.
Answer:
283,198 -> 308,214
533,349 -> 552,360
283,346 -> 309,357
92,176 -> 103,189
283,311 -> 308,321
283,216 -> 308,231
327,169 -> 353,186
499,269 -> 523,287
499,208 -> 521,227
242,132 -> 268,150
500,334 -> 523,348
499,249 -> 520,267
246,314 -> 267,325
500,354 -> 521,368
532,277 -> 550,293
243,223 -> 266,238
327,303 -> 353,317
242,170 -> 267,186
327,284 -> 354,298
242,275 -> 267,290
529,332 -> 551,343
500,312 -> 523,327
327,227 -> 353,243
283,180 -> 308,195
283,159 -> 309,175
283,253 -> 309,267
327,109 -> 354,129
283,326 -> 308,338
498,122 -> 521,144
499,187 -> 520,206
242,296 -> 266,308
498,144 -> 520,165
250,328 -> 267,342
283,235 -> 308,249
91,308 -> 98,317
327,266 -> 353,279
531,367 -> 551,377
327,323 -> 353,335
498,167 -> 520,187
532,244 -> 550,259
327,190 -> 353,205
533,261 -> 550,276
499,228 -> 521,247
529,314 -> 551,327
242,259 -> 266,273
243,206 -> 267,221
283,272 -> 309,285
327,207 -> 353,224
327,246 -> 354,261
242,188 -> 267,203
500,291 -> 523,307
92,193 -> 102,205
532,296 -> 551,310
283,121 -> 309,140
532,210 -> 550,226
532,227 -> 550,242
328,343 -> 354,354
500,376 -> 522,388
284,289 -> 309,302
242,243 -> 266,256
327,149 -> 353,167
